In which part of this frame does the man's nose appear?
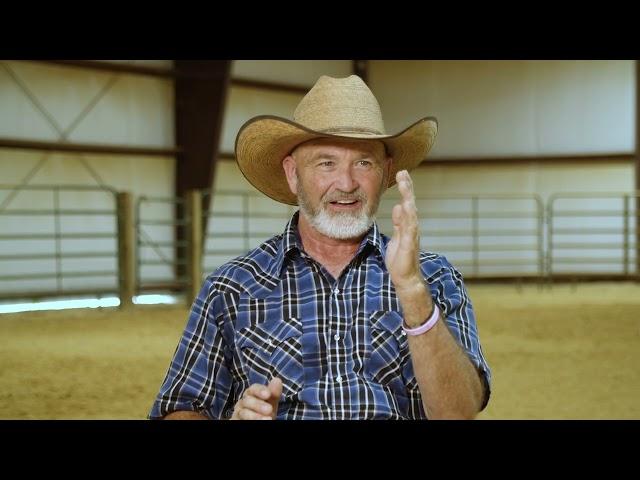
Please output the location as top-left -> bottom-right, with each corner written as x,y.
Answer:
334,165 -> 358,192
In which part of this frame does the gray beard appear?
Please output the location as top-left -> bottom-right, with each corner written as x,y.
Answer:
302,205 -> 374,240
297,185 -> 376,240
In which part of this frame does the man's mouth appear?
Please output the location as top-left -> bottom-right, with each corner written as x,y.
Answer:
328,199 -> 361,210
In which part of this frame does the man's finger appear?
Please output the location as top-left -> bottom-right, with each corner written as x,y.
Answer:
245,383 -> 271,400
238,407 -> 271,420
396,170 -> 415,202
393,203 -> 414,244
241,395 -> 273,417
395,174 -> 418,231
231,382 -> 276,420
391,203 -> 404,227
267,377 -> 283,419
397,172 -> 418,219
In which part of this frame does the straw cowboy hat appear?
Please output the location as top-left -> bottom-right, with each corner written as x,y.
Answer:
234,74 -> 438,206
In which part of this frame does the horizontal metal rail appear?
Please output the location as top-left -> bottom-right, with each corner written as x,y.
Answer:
552,242 -> 638,249
0,270 -> 117,281
553,227 -> 637,235
0,232 -> 116,240
0,288 -> 120,301
0,251 -> 116,261
0,184 -> 117,193
0,209 -> 115,216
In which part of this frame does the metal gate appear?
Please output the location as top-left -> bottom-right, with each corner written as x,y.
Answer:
136,195 -> 188,294
0,184 -> 120,300
548,192 -> 639,278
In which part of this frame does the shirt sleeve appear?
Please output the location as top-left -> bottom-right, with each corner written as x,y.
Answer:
148,277 -> 235,419
421,254 -> 492,410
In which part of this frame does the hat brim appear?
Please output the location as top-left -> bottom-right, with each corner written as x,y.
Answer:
234,115 -> 438,206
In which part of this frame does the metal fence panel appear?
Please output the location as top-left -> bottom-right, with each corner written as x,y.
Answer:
0,184 -> 119,300
548,192 -> 639,277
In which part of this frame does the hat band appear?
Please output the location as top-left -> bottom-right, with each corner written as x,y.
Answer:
317,126 -> 384,136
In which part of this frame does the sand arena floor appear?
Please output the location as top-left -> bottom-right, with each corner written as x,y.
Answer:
1,282 -> 638,419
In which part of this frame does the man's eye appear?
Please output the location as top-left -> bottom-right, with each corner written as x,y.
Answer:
319,161 -> 334,167
358,160 -> 372,167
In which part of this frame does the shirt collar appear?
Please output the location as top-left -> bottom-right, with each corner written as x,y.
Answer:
273,211 -> 386,275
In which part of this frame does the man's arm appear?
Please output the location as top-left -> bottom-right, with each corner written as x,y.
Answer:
148,281 -> 234,420
385,170 -> 485,419
396,281 -> 485,419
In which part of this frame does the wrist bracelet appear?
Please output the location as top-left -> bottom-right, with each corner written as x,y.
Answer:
402,303 -> 440,336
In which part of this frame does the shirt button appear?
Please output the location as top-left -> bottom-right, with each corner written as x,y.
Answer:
334,334 -> 340,341
336,376 -> 343,383
333,288 -> 340,295
400,330 -> 407,336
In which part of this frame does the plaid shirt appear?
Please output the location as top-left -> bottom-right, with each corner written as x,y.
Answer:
149,212 -> 491,420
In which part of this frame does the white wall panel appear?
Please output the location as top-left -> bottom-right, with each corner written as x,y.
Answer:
0,61 -> 174,147
369,60 -> 634,158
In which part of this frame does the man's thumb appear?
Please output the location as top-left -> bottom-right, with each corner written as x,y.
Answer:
267,377 -> 283,419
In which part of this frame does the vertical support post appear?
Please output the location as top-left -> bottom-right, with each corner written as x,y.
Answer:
472,197 -> 479,277
635,61 -> 640,277
117,192 -> 135,309
536,196 -> 545,290
353,60 -> 369,84
546,199 -> 554,287
174,61 -> 231,284
134,197 -> 142,295
53,187 -> 62,293
186,189 -> 203,305
623,195 -> 629,276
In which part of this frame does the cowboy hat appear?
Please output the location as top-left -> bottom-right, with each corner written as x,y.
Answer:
234,74 -> 438,206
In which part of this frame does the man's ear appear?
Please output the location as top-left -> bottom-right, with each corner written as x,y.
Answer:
282,155 -> 298,195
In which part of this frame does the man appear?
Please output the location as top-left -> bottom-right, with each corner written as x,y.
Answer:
149,75 -> 491,420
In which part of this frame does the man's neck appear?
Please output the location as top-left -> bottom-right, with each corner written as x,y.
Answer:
296,213 -> 365,274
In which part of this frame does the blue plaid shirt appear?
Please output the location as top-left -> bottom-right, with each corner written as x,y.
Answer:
149,212 -> 491,420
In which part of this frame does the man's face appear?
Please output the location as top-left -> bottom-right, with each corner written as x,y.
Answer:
283,138 -> 390,240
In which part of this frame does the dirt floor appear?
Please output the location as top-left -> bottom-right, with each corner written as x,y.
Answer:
0,282 -> 638,419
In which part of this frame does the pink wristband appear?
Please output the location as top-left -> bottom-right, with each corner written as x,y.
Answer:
402,303 -> 440,336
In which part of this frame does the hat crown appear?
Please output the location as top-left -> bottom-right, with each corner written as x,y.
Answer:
293,75 -> 386,136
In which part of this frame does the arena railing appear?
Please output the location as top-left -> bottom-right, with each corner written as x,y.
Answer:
3,187 -> 638,308
0,184 -> 135,307
199,190 -> 546,285
547,192 -> 640,281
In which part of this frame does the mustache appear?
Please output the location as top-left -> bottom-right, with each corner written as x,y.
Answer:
322,190 -> 367,203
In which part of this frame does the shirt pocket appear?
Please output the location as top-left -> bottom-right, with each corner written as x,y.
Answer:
236,318 -> 304,399
366,310 -> 413,396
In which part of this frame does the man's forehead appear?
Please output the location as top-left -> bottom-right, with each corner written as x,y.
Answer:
294,138 -> 386,157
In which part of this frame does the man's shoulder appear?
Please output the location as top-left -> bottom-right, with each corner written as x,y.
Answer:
204,234 -> 284,296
